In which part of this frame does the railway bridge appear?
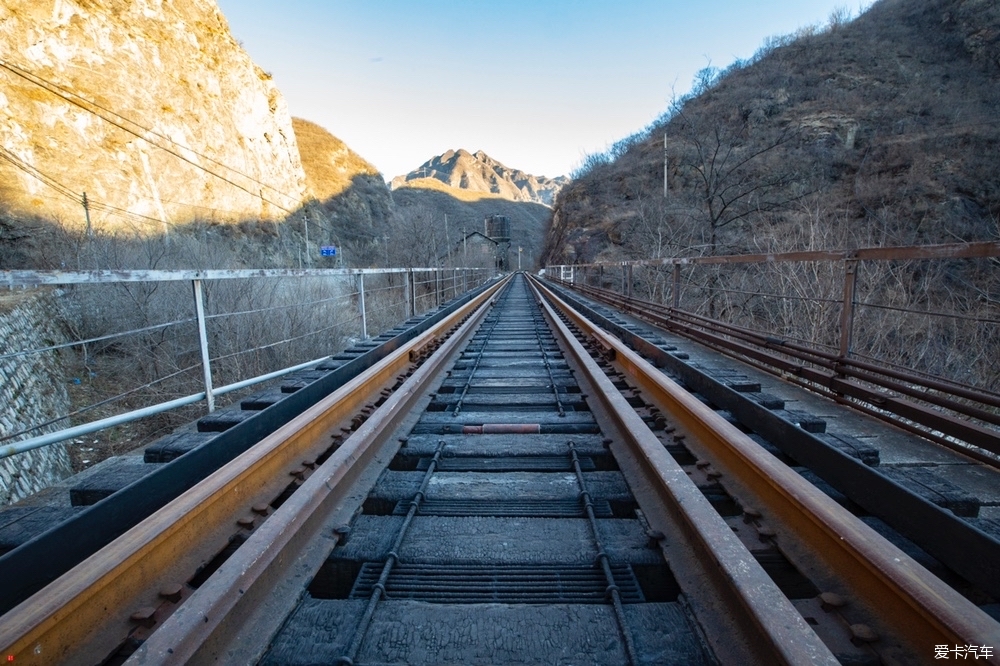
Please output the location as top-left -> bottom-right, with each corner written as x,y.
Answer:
0,242 -> 998,665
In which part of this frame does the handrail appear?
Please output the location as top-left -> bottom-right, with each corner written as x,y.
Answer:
547,240 -> 1000,270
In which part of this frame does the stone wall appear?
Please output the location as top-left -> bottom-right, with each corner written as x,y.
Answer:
0,289 -> 73,504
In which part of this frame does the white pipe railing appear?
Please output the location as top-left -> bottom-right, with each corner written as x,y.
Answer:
0,266 -> 496,459
0,356 -> 331,460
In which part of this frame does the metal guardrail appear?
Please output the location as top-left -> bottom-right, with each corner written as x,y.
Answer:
547,240 -> 999,373
0,266 -> 494,458
545,241 -> 1000,460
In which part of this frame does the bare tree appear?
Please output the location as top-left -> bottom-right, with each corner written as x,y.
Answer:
671,108 -> 806,256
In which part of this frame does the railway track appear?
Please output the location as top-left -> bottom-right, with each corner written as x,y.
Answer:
1,273 -> 998,664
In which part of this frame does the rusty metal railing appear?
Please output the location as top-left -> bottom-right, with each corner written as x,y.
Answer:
546,241 -> 1000,462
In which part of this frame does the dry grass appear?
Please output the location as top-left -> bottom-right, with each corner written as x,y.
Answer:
292,117 -> 381,200
395,177 -> 509,203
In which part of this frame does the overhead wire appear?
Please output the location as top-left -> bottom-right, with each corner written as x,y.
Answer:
0,57 -> 302,215
0,146 -> 81,203
0,57 -> 303,206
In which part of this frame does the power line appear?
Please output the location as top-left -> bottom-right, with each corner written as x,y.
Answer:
0,58 -> 302,214
0,146 -> 80,203
0,57 -> 303,207
0,145 -> 204,231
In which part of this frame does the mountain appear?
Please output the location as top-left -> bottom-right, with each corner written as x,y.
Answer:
292,118 -> 393,256
391,149 -> 568,206
0,0 -> 306,231
293,118 -> 382,201
541,0 -> 1000,265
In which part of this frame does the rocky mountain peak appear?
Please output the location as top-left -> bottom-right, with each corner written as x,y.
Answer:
391,149 -> 568,206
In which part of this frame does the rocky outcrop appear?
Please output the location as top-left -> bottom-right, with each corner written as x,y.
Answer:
391,149 -> 568,206
0,0 -> 307,231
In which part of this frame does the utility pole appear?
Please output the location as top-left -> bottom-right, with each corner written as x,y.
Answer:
82,192 -> 92,237
663,131 -> 669,198
444,213 -> 451,265
518,247 -> 522,271
303,209 -> 311,267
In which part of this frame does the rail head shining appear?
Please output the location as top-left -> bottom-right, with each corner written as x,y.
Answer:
530,275 -> 1000,659
0,277 -> 509,666
528,277 -> 838,665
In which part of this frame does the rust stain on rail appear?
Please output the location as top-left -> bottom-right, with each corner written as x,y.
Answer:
0,279 -> 506,666
531,276 -> 1000,656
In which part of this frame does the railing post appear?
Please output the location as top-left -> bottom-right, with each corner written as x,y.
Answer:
357,273 -> 368,339
192,279 -> 215,413
405,269 -> 414,318
839,258 -> 858,357
672,263 -> 681,309
435,269 -> 441,307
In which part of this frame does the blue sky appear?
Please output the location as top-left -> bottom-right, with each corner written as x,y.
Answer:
216,1 -> 868,180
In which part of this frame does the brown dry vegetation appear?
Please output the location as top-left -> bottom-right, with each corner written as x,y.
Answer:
543,0 -> 1000,265
390,182 -> 551,269
293,118 -> 380,201
541,0 -> 1000,393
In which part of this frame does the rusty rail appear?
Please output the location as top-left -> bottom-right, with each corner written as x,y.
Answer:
0,277 -> 508,666
529,277 -> 839,664
530,274 -> 1000,657
552,240 -> 1000,269
553,278 -> 1000,465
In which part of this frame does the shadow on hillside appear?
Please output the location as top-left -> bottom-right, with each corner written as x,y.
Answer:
0,174 -> 380,271
0,171 -> 559,272
390,186 -> 552,270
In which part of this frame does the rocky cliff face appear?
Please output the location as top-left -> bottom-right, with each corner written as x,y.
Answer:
0,0 -> 307,231
391,149 -> 568,206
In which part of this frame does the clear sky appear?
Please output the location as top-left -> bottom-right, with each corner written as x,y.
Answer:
216,1 -> 867,181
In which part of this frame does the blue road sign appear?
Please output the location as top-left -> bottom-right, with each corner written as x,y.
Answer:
320,245 -> 337,257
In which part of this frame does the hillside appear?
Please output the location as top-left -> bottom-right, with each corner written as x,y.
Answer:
386,149 -> 566,269
292,117 -> 392,259
293,118 -> 382,201
392,149 -> 568,206
542,0 -> 1000,265
0,0 -> 306,231
389,185 -> 551,269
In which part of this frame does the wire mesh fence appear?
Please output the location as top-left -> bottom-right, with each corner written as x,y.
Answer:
552,242 -> 1000,394
0,267 -> 493,466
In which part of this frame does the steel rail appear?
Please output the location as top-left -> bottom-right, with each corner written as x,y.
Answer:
0,277 -> 508,666
559,279 -> 1000,460
527,278 -> 839,665
530,275 -> 1000,657
552,240 -> 1000,269
566,279 -> 1000,411
648,296 -> 1000,415
124,276 -> 507,665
